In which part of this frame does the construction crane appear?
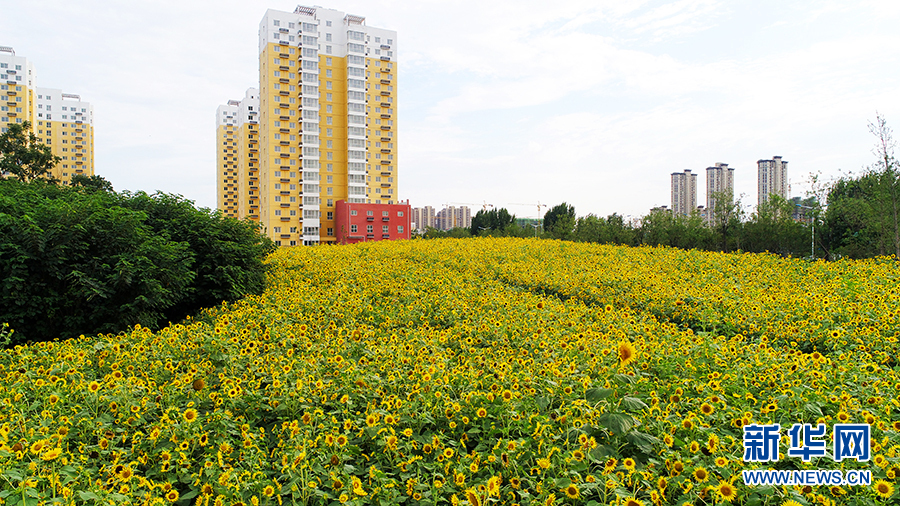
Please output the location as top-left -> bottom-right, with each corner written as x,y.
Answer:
449,201 -> 493,212
509,201 -> 548,218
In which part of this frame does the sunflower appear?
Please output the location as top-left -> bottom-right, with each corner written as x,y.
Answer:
693,467 -> 709,482
262,485 -> 275,497
165,490 -> 180,503
874,480 -> 894,499
623,457 -> 636,471
41,448 -> 62,461
465,489 -> 481,506
476,408 -> 487,418
700,403 -> 714,415
623,498 -> 645,506
618,342 -> 637,366
563,484 -> 578,499
88,381 -> 101,393
717,482 -> 737,502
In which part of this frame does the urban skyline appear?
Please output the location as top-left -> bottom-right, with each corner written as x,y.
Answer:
0,46 -> 95,184
2,2 -> 899,219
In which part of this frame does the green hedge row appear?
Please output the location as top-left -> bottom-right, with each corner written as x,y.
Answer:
0,179 -> 275,346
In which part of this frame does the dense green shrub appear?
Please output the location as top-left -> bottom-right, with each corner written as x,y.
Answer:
0,179 -> 274,345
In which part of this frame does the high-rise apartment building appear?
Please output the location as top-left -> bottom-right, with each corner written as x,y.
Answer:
216,89 -> 260,220
412,205 -> 436,231
217,6 -> 397,246
758,156 -> 788,206
1,46 -> 95,184
436,206 -> 472,231
706,162 -> 734,222
671,169 -> 697,216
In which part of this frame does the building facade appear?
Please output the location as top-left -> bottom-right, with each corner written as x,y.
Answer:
671,169 -> 697,216
706,162 -> 734,223
436,206 -> 472,230
1,46 -> 95,184
216,89 -> 260,220
334,200 -> 410,244
758,156 -> 788,206
412,205 -> 436,231
217,6 -> 397,246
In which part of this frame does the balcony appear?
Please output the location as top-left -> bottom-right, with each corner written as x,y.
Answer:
382,216 -> 389,221
366,216 -> 374,222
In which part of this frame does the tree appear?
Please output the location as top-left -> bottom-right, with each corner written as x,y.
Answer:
0,121 -> 60,183
708,189 -> 743,252
867,113 -> 899,258
0,180 -> 275,346
543,202 -> 576,240
470,208 -> 515,236
824,114 -> 900,259
71,173 -> 114,192
543,202 -> 575,232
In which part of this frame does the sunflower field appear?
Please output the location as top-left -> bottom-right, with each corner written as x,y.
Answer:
1,237 -> 899,506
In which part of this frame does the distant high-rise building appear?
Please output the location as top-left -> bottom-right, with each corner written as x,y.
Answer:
758,156 -> 788,206
671,169 -> 697,216
436,206 -> 472,230
706,162 -> 735,222
412,205 -> 436,231
216,89 -> 260,221
1,46 -> 95,184
217,6 -> 398,246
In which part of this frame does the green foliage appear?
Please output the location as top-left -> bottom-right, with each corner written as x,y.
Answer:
742,195 -> 812,256
0,179 -> 274,346
543,202 -> 576,240
575,213 -> 637,246
824,114 -> 900,259
470,207 -> 515,236
71,173 -> 115,192
0,121 -> 61,183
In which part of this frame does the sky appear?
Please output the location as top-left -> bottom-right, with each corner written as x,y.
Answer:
3,0 -> 900,219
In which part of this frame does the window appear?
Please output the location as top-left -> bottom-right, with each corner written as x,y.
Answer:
326,20 -> 332,26
387,39 -> 393,45
274,227 -> 282,233
327,228 -> 334,236
326,33 -> 332,42
351,224 -> 357,233
325,45 -> 332,53
350,210 -> 357,216
383,225 -> 389,233
326,175 -> 333,183
398,225 -> 404,234
367,225 -> 373,233
375,37 -> 380,43
326,69 -> 332,78
273,19 -> 280,26
327,211 -> 333,219
327,199 -> 333,206
398,211 -> 404,217
382,211 -> 389,216
326,57 -> 332,65
366,210 -> 374,216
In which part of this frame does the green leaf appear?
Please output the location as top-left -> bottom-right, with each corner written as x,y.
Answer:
621,396 -> 648,411
598,412 -> 634,434
585,388 -> 613,403
78,491 -> 100,501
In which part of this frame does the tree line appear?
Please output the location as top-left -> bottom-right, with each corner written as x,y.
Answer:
420,115 -> 900,260
1,122 -> 275,347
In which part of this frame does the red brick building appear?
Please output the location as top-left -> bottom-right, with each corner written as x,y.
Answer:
335,200 -> 412,244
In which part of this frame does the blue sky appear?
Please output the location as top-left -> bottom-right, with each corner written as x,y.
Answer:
3,0 -> 899,219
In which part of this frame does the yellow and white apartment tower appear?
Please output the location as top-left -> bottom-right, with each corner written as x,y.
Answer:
1,46 -> 95,184
671,169 -> 697,217
255,6 -> 397,246
216,88 -> 260,221
758,156 -> 788,207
